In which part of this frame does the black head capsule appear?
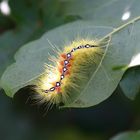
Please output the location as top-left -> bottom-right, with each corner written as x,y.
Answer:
56,82 -> 61,87
67,53 -> 71,58
60,75 -> 64,80
85,44 -> 90,48
50,87 -> 55,92
64,60 -> 69,65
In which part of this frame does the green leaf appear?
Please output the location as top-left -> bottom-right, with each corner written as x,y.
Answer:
120,66 -> 140,100
0,24 -> 37,82
111,131 -> 140,140
0,21 -> 112,97
1,16 -> 140,108
65,17 -> 140,108
62,0 -> 140,26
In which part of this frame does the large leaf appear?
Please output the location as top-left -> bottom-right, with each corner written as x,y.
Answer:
0,24 -> 37,83
1,16 -> 140,108
0,21 -> 112,97
61,0 -> 140,26
60,0 -> 140,102
65,17 -> 140,108
111,131 -> 140,140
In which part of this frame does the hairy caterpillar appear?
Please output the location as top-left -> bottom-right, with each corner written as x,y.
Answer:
34,38 -> 106,106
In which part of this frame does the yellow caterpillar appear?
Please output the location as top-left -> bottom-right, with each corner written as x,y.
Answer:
34,39 -> 106,106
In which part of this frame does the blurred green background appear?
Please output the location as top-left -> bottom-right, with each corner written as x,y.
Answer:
0,0 -> 140,140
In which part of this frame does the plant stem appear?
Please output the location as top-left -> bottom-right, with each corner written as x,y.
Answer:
100,16 -> 140,41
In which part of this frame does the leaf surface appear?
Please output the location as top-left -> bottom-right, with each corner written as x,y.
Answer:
1,17 -> 140,107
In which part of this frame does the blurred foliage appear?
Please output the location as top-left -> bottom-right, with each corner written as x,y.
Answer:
0,0 -> 140,140
0,0 -> 80,80
0,87 -> 140,140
